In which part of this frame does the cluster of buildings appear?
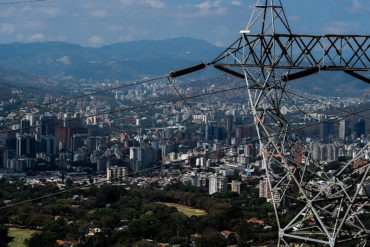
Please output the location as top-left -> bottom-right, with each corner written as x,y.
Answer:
0,78 -> 368,201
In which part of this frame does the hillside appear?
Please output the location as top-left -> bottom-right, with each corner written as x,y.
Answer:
0,37 -> 367,97
0,38 -> 222,81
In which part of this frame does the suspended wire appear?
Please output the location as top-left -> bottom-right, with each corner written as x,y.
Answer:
284,89 -> 370,121
284,93 -> 322,122
0,84 -> 250,134
2,75 -> 168,116
1,106 -> 368,210
0,0 -> 45,4
353,90 -> 370,111
167,77 -> 242,114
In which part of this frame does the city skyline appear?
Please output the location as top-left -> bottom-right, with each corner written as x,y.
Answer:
0,0 -> 368,246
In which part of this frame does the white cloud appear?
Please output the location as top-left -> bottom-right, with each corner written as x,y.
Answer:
195,0 -> 227,16
121,0 -> 165,8
15,33 -> 24,42
27,33 -> 45,42
1,23 -> 15,34
121,0 -> 133,5
119,35 -> 133,42
22,6 -> 32,12
109,25 -> 123,31
0,7 -> 15,18
24,21 -> 45,30
56,56 -> 71,65
323,21 -> 360,34
323,27 -> 345,34
231,0 -> 242,6
88,35 -> 104,46
91,10 -> 107,18
214,41 -> 224,47
39,7 -> 59,16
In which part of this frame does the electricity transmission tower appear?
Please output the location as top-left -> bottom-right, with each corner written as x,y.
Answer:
209,1 -> 370,246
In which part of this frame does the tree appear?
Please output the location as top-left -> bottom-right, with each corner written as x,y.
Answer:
198,230 -> 227,247
133,241 -> 157,247
0,224 -> 11,247
66,178 -> 73,187
25,231 -> 58,247
95,185 -> 125,207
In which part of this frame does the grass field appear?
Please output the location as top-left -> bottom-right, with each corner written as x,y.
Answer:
8,228 -> 40,247
158,202 -> 207,217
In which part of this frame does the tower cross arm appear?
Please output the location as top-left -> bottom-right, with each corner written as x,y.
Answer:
211,34 -> 370,71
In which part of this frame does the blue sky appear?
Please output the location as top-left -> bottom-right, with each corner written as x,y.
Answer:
0,0 -> 368,47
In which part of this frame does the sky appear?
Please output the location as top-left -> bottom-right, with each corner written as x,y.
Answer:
0,0 -> 368,47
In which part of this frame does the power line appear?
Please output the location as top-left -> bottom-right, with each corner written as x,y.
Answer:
167,77 -> 242,113
284,90 -> 370,121
1,106 -> 368,210
2,75 -> 168,116
0,0 -> 45,5
0,84 -> 250,134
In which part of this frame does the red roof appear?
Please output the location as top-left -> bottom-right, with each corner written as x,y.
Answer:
247,217 -> 264,224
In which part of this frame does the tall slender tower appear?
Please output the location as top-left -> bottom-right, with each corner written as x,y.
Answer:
210,0 -> 370,246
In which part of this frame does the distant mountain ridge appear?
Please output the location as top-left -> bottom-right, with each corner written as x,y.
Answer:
0,37 -> 367,97
0,37 -> 222,80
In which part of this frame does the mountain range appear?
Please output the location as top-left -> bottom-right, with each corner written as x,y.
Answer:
0,37 -> 367,97
0,37 -> 221,81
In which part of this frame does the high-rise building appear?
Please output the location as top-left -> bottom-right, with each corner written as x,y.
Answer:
244,125 -> 253,138
319,145 -> 327,161
339,120 -> 350,140
159,143 -> 174,158
214,126 -> 225,141
0,147 -> 6,169
245,144 -> 255,156
320,122 -> 334,143
259,179 -> 271,199
85,137 -> 101,154
312,143 -> 321,161
231,180 -> 241,194
107,166 -> 128,182
97,157 -> 107,172
165,127 -> 175,139
196,157 -> 206,167
209,175 -> 228,195
129,147 -> 154,171
205,122 -> 215,140
21,119 -> 30,134
72,134 -> 88,153
16,134 -> 36,158
55,126 -> 88,151
182,173 -> 199,187
225,116 -> 234,134
41,116 -> 58,136
354,118 -> 366,138
41,136 -> 57,155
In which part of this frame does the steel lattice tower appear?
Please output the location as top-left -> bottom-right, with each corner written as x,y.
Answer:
209,0 -> 370,246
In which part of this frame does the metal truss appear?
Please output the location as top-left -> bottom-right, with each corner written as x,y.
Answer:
210,0 -> 370,246
212,34 -> 369,72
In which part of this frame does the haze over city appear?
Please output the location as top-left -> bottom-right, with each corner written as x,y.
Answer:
0,0 -> 368,247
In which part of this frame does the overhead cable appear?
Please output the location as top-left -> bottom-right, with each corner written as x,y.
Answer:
284,90 -> 370,121
2,75 -> 168,116
0,106 -> 369,210
0,0 -> 45,5
0,84 -> 249,134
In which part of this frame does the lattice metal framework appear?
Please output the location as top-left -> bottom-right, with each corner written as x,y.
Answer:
210,1 -> 370,246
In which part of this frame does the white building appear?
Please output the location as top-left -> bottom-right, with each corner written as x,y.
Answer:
209,175 -> 228,195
